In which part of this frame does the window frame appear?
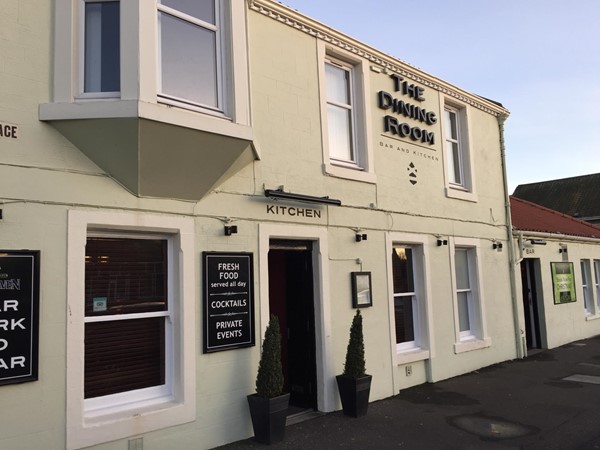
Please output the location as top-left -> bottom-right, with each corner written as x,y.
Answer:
156,0 -> 227,116
594,260 -> 600,310
450,238 -> 491,353
386,233 -> 433,365
83,232 -> 172,413
78,0 -> 121,99
440,98 -> 477,202
581,259 -> 593,315
392,245 -> 420,352
67,210 -> 195,450
318,42 -> 376,184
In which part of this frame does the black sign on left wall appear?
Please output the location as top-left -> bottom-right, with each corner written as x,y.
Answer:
203,252 -> 255,353
0,250 -> 40,386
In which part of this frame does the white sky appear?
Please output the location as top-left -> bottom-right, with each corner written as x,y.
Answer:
281,0 -> 600,192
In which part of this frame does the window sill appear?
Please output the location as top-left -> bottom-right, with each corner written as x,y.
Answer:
453,336 -> 491,354
324,163 -> 376,184
396,348 -> 430,365
445,186 -> 478,203
39,99 -> 253,142
585,313 -> 600,322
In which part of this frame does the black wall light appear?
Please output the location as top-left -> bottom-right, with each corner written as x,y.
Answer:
493,241 -> 503,250
265,188 -> 342,206
437,238 -> 448,246
355,233 -> 368,242
224,225 -> 238,236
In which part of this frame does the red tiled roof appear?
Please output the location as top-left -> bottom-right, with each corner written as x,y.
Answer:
510,196 -> 600,239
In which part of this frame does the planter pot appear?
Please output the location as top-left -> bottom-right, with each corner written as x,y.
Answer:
336,374 -> 372,417
247,392 -> 290,444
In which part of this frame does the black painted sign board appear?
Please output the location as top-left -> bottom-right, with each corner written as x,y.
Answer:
203,252 -> 255,353
0,251 -> 40,385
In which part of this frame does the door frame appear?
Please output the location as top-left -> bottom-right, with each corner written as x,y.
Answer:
259,224 -> 335,412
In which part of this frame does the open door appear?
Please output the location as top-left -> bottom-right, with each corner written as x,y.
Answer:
268,240 -> 317,410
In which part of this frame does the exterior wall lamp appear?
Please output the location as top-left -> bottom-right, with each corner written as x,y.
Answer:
355,233 -> 368,242
224,225 -> 238,236
492,241 -> 503,251
437,238 -> 448,246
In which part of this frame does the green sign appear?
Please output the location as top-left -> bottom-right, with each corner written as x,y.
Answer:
551,262 -> 576,304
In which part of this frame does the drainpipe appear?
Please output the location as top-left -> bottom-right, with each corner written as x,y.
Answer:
498,114 -> 525,359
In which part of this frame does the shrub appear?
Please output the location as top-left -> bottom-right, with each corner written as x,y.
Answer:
343,310 -> 366,378
256,314 -> 284,398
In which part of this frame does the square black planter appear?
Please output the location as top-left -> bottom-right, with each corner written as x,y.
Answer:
336,374 -> 372,417
247,393 -> 290,444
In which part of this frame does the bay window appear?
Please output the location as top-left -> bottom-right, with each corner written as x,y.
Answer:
83,1 -> 120,94
157,0 -> 225,113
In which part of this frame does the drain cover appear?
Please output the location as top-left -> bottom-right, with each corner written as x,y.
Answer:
449,414 -> 537,440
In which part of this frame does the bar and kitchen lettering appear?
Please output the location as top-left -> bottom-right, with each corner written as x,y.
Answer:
203,253 -> 255,353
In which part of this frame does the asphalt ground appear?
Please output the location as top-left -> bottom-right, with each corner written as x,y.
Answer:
217,335 -> 600,449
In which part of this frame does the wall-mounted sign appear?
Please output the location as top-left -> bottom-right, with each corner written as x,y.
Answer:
203,252 -> 255,353
551,262 -> 576,304
0,121 -> 19,140
0,251 -> 39,385
377,74 -> 437,146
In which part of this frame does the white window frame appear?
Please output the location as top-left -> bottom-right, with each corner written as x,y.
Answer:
386,233 -> 433,366
594,260 -> 600,310
581,259 -> 593,315
78,0 -> 121,99
440,97 -> 477,202
67,210 -> 195,450
156,0 -> 227,116
318,42 -> 376,184
450,238 -> 491,353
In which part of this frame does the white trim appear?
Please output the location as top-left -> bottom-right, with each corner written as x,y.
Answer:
317,41 -> 376,184
440,95 -> 478,202
66,210 -> 195,450
449,238 -> 491,354
385,232 -> 435,384
258,223 -> 335,413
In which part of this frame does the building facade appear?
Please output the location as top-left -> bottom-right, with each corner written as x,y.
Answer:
511,197 -> 600,351
1,1 -> 518,448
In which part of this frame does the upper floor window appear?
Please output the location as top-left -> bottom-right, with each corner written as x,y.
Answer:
157,0 -> 224,113
325,58 -> 357,166
318,44 -> 375,184
83,1 -> 120,94
442,102 -> 476,201
444,107 -> 464,186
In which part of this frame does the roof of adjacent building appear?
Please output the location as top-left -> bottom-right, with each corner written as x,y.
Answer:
510,196 -> 600,239
512,173 -> 600,221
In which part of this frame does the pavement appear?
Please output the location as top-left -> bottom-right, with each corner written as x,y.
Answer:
217,335 -> 600,449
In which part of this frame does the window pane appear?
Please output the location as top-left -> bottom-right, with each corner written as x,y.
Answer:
327,104 -> 353,161
455,249 -> 470,290
159,12 -> 218,107
450,142 -> 462,184
392,247 -> 414,294
325,63 -> 350,105
85,317 -> 166,398
161,0 -> 215,24
395,297 -> 415,344
445,109 -> 458,140
457,292 -> 470,332
85,238 -> 167,316
85,1 -> 120,93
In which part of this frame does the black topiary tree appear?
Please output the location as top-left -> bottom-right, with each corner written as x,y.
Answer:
343,310 -> 366,378
256,314 -> 284,398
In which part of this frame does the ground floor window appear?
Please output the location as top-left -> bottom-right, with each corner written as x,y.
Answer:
84,236 -> 169,400
67,211 -> 195,449
451,239 -> 491,353
392,246 -> 418,351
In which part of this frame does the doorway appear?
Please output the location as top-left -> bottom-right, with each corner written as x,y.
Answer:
520,259 -> 542,350
268,239 -> 317,410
